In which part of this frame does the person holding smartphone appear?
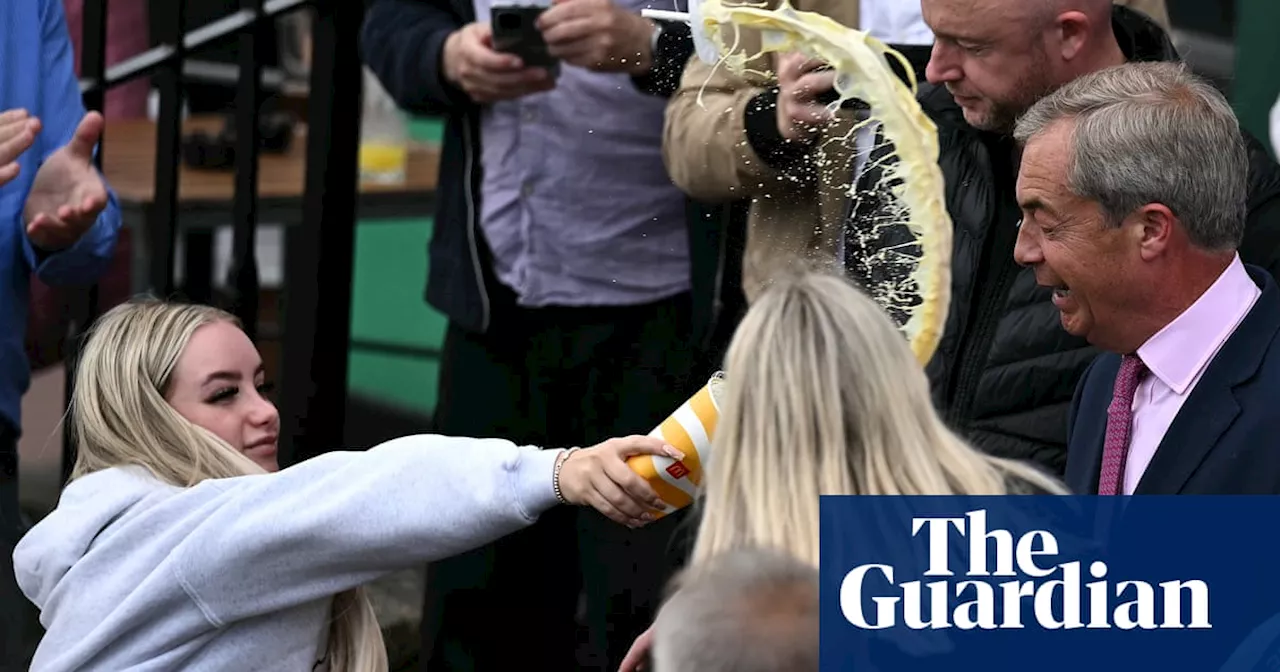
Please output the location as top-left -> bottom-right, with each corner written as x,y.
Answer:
360,1 -> 731,670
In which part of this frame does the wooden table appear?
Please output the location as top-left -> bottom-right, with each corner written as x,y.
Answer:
100,116 -> 440,292
102,116 -> 439,209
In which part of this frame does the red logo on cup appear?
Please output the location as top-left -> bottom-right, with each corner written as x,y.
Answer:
666,461 -> 690,479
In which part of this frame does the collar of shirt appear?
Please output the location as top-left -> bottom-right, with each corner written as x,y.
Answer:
1136,254 -> 1261,395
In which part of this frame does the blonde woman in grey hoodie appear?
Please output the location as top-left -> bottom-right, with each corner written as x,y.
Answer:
13,299 -> 679,672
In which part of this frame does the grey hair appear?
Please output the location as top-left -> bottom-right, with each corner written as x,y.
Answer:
1013,61 -> 1248,251
651,548 -> 819,672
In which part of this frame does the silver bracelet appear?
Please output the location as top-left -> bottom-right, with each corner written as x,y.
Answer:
553,447 -> 580,505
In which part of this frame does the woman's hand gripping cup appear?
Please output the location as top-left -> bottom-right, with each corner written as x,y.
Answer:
556,435 -> 684,528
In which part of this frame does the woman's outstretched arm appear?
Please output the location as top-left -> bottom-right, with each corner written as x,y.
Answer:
166,433 -> 671,627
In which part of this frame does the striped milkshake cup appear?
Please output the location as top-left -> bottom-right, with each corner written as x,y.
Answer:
627,371 -> 726,519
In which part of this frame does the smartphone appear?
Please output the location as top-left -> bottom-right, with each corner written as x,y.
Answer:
811,51 -> 916,108
490,5 -> 559,73
816,87 -> 867,109
811,65 -> 864,109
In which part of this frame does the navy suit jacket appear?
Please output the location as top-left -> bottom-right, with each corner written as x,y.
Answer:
1066,264 -> 1280,494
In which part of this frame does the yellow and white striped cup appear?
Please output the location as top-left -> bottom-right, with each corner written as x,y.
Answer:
627,372 -> 726,519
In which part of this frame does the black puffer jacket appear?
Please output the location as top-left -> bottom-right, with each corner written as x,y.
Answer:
847,6 -> 1280,476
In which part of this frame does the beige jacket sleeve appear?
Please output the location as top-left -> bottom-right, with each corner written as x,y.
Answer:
661,0 -> 859,203
661,29 -> 782,202
1114,0 -> 1170,31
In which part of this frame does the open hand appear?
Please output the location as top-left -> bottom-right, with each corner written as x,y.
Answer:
24,112 -> 109,252
537,0 -> 655,74
776,52 -> 837,141
443,22 -> 556,103
0,109 -> 41,187
557,435 -> 681,527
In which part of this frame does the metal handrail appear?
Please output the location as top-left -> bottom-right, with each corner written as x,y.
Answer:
77,0 -> 312,96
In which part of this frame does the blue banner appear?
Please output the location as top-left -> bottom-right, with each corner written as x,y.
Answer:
819,496 -> 1280,672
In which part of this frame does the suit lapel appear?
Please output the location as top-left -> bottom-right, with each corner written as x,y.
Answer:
1135,266 -> 1280,494
1134,387 -> 1241,494
1068,356 -> 1119,495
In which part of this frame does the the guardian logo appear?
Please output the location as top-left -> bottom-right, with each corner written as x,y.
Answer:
840,510 -> 1211,631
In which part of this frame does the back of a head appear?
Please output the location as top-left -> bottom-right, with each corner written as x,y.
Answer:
693,271 -> 938,564
692,272 -> 1065,566
652,548 -> 819,672
719,271 -> 942,472
1014,61 -> 1248,252
70,298 -> 263,486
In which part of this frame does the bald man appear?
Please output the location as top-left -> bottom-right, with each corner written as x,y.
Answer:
659,0 -> 1168,306
844,0 -> 1280,476
650,549 -> 819,672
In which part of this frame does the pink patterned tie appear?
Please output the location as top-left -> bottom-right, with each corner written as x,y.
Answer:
1098,354 -> 1147,495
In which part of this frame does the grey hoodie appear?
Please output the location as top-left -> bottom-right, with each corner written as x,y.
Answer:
13,434 -> 562,671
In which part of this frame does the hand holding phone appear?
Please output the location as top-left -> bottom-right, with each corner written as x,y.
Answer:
491,5 -> 560,74
536,0 -> 657,75
442,21 -> 556,103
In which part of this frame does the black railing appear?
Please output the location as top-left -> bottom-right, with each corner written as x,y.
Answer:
227,0 -> 265,340
63,0 -> 367,480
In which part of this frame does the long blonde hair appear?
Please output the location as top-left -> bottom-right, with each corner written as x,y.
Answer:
692,272 -> 1066,566
69,298 -> 388,672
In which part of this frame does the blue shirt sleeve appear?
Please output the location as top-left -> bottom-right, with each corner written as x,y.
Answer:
18,0 -> 123,287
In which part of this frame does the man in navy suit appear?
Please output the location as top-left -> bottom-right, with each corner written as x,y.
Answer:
1012,61 -> 1280,495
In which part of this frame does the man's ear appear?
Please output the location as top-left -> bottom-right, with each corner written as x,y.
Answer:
1054,11 -> 1090,62
1132,203 -> 1176,261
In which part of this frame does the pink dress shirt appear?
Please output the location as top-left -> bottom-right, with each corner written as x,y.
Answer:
1123,254 -> 1261,494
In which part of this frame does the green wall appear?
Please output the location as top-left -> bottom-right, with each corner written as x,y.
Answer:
1234,0 -> 1280,158
345,117 -> 448,417
350,21 -> 1280,416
